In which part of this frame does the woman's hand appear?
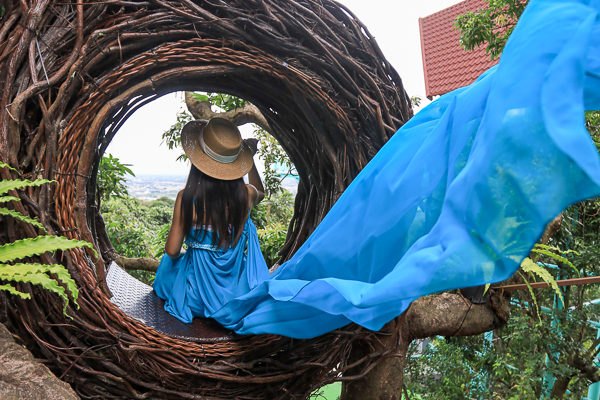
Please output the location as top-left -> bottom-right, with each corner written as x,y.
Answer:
244,138 -> 259,155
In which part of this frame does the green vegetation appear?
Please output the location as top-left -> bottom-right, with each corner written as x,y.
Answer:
0,162 -> 94,314
404,201 -> 600,398
97,153 -> 135,209
161,110 -> 193,162
454,0 -> 526,59
252,191 -> 294,267
101,196 -> 172,284
393,5 -> 600,398
310,382 -> 341,400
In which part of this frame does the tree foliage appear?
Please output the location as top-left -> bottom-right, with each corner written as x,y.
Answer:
252,191 -> 294,267
97,153 -> 135,204
161,110 -> 194,162
454,0 -> 526,59
192,92 -> 250,110
253,126 -> 297,199
101,196 -> 173,283
405,198 -> 600,398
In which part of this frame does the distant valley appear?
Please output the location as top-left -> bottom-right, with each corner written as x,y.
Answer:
127,175 -> 298,201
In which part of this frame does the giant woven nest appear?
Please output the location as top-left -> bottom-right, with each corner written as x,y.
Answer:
0,0 -> 413,398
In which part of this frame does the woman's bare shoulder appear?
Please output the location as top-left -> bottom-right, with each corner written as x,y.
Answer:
246,184 -> 258,197
246,184 -> 258,206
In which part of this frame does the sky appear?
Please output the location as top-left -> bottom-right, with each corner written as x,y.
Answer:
106,0 -> 464,176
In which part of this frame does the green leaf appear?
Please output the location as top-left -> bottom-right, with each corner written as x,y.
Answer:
0,161 -> 17,172
0,263 -> 79,309
530,248 -> 579,276
0,236 -> 96,263
192,93 -> 210,102
0,179 -> 53,196
518,270 -> 542,323
0,196 -> 21,203
0,283 -> 30,299
2,269 -> 70,313
535,243 -> 580,256
521,257 -> 564,306
0,207 -> 46,232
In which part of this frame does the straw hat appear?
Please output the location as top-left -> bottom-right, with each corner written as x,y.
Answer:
181,118 -> 253,180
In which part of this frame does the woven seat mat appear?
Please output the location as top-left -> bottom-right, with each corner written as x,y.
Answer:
106,263 -> 238,342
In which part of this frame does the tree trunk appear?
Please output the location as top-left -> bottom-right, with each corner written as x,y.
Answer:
549,375 -> 572,399
0,323 -> 79,400
341,319 -> 408,400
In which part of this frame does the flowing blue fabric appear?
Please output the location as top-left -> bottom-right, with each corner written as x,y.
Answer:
155,0 -> 600,339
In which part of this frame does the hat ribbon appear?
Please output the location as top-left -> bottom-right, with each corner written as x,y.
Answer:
200,132 -> 241,164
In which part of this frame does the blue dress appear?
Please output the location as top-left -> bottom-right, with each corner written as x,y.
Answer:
155,0 -> 600,339
154,218 -> 270,324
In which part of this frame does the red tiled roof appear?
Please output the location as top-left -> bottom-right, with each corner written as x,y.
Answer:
419,0 -> 499,98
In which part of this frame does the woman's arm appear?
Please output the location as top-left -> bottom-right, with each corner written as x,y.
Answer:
247,163 -> 265,207
244,139 -> 265,207
164,190 -> 186,258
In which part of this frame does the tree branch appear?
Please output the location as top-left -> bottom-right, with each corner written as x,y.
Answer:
404,291 -> 510,340
115,255 -> 159,272
184,91 -> 272,134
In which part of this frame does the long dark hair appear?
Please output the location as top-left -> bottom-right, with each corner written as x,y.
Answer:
181,165 -> 249,249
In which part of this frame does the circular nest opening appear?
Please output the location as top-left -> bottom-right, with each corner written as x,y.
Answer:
0,0 -> 413,398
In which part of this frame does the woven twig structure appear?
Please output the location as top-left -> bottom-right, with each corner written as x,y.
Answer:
0,0 -> 413,398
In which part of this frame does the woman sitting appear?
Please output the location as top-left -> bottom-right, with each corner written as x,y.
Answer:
153,117 -> 270,324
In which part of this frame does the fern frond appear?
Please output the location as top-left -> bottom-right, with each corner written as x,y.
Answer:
4,271 -> 70,313
518,270 -> 542,323
559,249 -> 580,256
484,283 -> 491,295
0,283 -> 30,299
0,179 -> 53,196
0,208 -> 46,232
535,243 -> 580,256
0,263 -> 79,307
530,248 -> 579,276
535,244 -> 561,253
0,236 -> 96,263
0,162 -> 17,172
521,257 -> 564,306
0,196 -> 21,203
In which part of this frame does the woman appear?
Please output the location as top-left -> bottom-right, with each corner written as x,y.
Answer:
153,117 -> 270,324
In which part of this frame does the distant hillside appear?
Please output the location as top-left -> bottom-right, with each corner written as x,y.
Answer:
126,175 -> 187,200
127,174 -> 298,201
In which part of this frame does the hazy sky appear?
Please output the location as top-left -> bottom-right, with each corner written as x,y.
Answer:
106,0 -> 463,176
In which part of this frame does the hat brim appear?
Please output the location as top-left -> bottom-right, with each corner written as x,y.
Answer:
181,119 -> 254,180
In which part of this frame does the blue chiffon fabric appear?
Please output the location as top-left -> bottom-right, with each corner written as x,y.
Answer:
155,0 -> 600,339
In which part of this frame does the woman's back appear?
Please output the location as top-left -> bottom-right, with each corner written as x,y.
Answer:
154,117 -> 267,324
154,216 -> 269,323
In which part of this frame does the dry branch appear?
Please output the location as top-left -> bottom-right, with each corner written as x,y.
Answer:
115,255 -> 160,272
185,91 -> 272,134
